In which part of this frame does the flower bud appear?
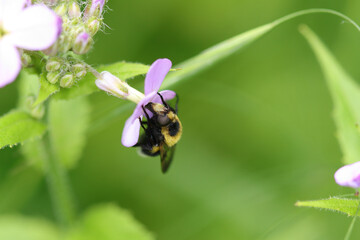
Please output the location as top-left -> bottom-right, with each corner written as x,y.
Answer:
46,57 -> 62,72
84,0 -> 105,18
73,32 -> 92,54
61,16 -> 71,32
87,18 -> 101,36
43,41 -> 59,56
60,73 -> 75,88
47,71 -> 62,84
71,64 -> 87,78
58,35 -> 72,53
25,95 -> 35,109
43,0 -> 58,6
25,96 -> 45,119
95,71 -> 129,98
55,3 -> 67,16
68,1 -> 81,19
21,53 -> 32,67
31,104 -> 45,119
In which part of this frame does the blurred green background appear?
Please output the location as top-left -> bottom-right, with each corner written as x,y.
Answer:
2,0 -> 360,239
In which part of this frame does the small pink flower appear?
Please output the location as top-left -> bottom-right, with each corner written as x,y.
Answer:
121,58 -> 176,147
84,0 -> 105,18
0,0 -> 61,87
334,161 -> 360,188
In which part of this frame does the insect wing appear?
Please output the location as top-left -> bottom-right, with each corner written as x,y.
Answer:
160,143 -> 176,173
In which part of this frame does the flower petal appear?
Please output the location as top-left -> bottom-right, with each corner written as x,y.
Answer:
0,0 -> 27,23
144,58 -> 172,95
0,38 -> 21,87
121,92 -> 158,147
153,90 -> 176,103
334,161 -> 360,188
5,5 -> 62,50
121,116 -> 141,147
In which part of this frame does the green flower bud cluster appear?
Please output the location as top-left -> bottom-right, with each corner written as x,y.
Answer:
45,56 -> 87,88
42,0 -> 106,57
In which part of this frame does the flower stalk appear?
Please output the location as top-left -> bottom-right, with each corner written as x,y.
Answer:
39,138 -> 76,228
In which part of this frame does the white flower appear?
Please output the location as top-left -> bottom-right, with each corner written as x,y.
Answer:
0,0 -> 62,87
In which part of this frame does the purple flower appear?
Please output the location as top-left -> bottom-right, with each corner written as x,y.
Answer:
334,161 -> 360,188
0,0 -> 61,87
121,58 -> 176,147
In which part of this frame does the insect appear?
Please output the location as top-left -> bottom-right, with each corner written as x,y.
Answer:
135,93 -> 182,173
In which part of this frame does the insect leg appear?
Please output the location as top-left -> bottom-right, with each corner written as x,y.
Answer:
139,117 -> 147,131
142,105 -> 150,120
157,92 -> 169,108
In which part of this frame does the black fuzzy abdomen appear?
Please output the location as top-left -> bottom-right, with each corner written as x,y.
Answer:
168,121 -> 180,136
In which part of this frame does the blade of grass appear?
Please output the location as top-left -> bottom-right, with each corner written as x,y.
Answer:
299,25 -> 360,164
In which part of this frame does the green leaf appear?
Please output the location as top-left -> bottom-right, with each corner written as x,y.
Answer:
0,215 -> 60,240
34,74 -> 60,106
162,23 -> 275,89
56,62 -> 150,100
66,204 -> 154,240
97,62 -> 150,80
296,197 -> 360,216
21,139 -> 48,171
0,110 -> 47,149
48,97 -> 90,168
299,25 -> 360,164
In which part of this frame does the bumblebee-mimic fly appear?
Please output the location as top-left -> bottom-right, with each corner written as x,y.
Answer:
135,92 -> 182,173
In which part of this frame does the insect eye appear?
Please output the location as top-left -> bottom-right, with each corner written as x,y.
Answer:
157,115 -> 170,126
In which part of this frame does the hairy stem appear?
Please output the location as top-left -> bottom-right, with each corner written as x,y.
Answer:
41,138 -> 76,228
84,63 -> 102,79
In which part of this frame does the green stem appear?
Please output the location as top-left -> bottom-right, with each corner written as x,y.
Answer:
344,193 -> 360,240
80,61 -> 102,79
41,138 -> 76,228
